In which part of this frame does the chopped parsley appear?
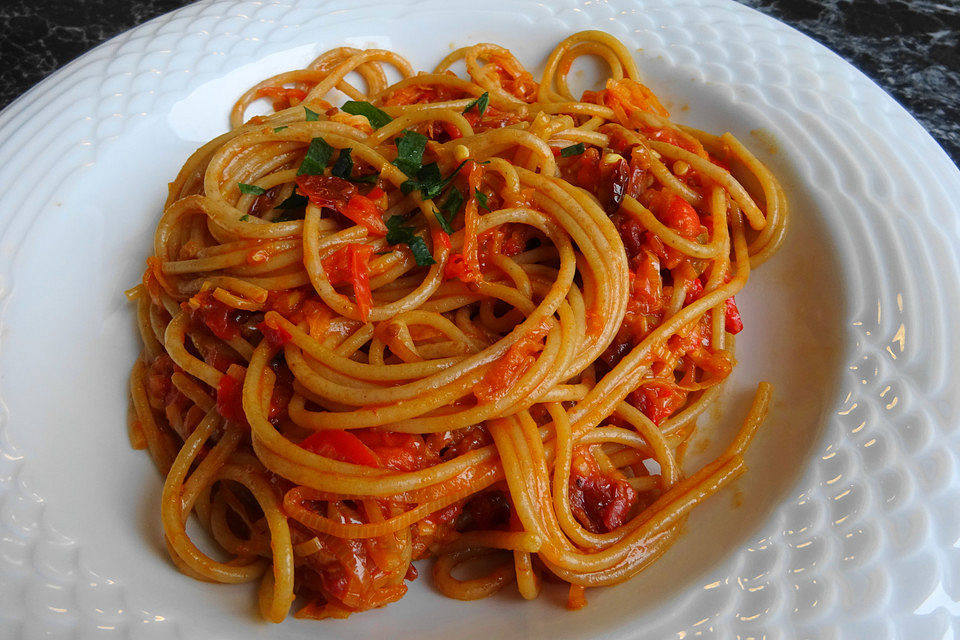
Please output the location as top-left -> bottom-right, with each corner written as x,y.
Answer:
433,209 -> 454,234
273,125 -> 288,133
385,215 -> 436,266
392,130 -> 428,177
401,159 -> 469,201
304,106 -> 320,122
342,101 -> 393,129
560,142 -> 586,158
238,182 -> 267,195
239,214 -> 251,221
276,193 -> 308,209
474,188 -> 492,211
331,148 -> 354,180
297,137 -> 334,175
433,186 -> 463,233
463,92 -> 489,116
401,162 -> 441,198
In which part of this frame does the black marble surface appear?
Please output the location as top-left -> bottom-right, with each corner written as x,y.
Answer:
0,0 -> 957,166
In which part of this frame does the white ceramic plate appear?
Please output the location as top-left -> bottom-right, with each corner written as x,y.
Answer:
1,1 -> 958,638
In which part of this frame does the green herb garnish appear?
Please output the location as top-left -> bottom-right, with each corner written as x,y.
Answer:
297,137 -> 334,176
433,186 -> 463,233
304,106 -> 320,122
401,159 -> 469,201
401,162 -> 441,198
392,130 -> 429,177
474,188 -> 492,211
342,101 -> 393,129
239,214 -> 251,221
277,193 -> 308,209
560,142 -> 586,158
433,209 -> 453,234
331,148 -> 354,180
385,215 -> 436,266
273,125 -> 288,133
238,182 -> 267,195
463,92 -> 489,116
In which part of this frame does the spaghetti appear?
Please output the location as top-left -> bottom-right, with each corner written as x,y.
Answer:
127,30 -> 787,621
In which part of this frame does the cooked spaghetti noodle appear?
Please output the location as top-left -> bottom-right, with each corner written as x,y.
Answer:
127,31 -> 787,621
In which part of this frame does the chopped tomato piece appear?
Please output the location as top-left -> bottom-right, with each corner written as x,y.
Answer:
381,83 -> 463,106
299,430 -> 380,467
322,244 -> 375,322
462,104 -> 521,130
342,194 -> 388,236
216,373 -> 247,424
661,195 -> 700,238
443,253 -> 474,281
264,288 -> 307,316
499,225 -> 531,256
474,321 -> 550,403
257,320 -> 292,348
617,216 -> 645,260
583,78 -> 669,124
643,126 -> 702,155
255,86 -> 307,110
724,296 -> 743,334
486,53 -> 538,102
597,328 -> 633,375
631,252 -> 662,315
568,446 -> 638,533
628,380 -> 688,426
439,121 -> 463,140
295,175 -> 357,212
599,155 -> 630,214
354,431 -> 437,472
432,228 -> 451,251
683,275 -> 704,305
456,490 -> 512,532
146,354 -> 179,407
267,378 -> 292,426
185,290 -> 245,340
571,147 -> 601,191
476,224 -> 532,267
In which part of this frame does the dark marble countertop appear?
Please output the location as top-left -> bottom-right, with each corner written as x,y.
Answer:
1,0 -> 957,167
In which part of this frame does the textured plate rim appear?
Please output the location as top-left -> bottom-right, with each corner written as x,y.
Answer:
1,1 -> 959,638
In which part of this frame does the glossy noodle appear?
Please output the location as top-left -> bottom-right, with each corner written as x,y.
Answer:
127,30 -> 786,621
